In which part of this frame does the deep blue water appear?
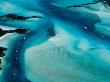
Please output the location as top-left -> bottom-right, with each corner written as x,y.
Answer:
0,0 -> 110,82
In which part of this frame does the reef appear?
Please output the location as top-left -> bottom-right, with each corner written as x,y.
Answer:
0,0 -> 110,82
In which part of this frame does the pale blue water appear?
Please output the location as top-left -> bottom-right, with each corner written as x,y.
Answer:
0,0 -> 110,82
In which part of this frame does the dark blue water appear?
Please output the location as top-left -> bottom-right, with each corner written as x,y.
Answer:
0,0 -> 110,82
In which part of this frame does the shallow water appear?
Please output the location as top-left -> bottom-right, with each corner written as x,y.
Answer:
0,0 -> 110,82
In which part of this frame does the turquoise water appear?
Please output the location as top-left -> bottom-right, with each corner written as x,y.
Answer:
0,0 -> 110,82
